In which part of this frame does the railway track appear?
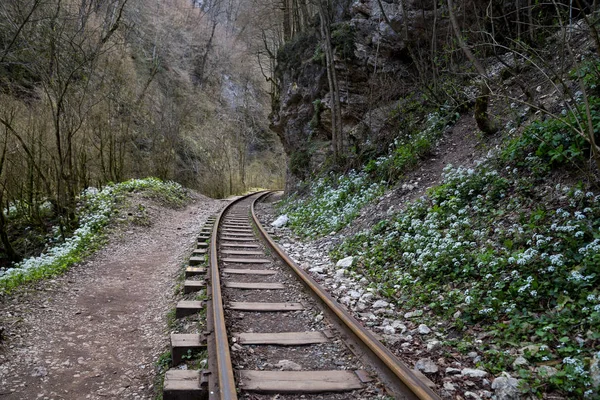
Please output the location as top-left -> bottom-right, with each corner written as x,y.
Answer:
163,192 -> 441,400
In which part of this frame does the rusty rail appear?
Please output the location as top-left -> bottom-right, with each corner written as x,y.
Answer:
250,192 -> 441,400
209,192 -> 267,400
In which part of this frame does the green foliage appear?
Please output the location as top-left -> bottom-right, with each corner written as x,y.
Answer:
290,149 -> 311,177
153,350 -> 172,400
309,99 -> 324,129
331,161 -> 600,396
279,171 -> 384,237
282,106 -> 458,238
571,60 -> 600,93
365,109 -> 459,183
502,97 -> 600,169
331,23 -> 355,61
0,178 -> 188,294
311,44 -> 325,65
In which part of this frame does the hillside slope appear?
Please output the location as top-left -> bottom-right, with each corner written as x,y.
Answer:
270,17 -> 600,397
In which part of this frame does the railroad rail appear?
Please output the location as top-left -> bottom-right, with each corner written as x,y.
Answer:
163,191 -> 441,400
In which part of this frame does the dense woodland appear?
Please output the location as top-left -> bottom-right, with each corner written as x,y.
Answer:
0,0 -> 286,264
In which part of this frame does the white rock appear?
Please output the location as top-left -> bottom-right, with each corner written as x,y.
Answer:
335,269 -> 346,277
453,310 -> 462,319
464,391 -> 481,400
348,290 -> 361,299
462,368 -> 488,378
536,365 -> 557,378
361,292 -> 374,302
391,320 -> 407,333
372,300 -> 389,308
271,215 -> 289,228
418,324 -> 431,335
336,256 -> 354,268
512,356 -> 528,368
426,340 -> 441,351
275,360 -> 302,371
356,301 -> 368,311
309,267 -> 324,273
382,325 -> 396,335
491,373 -> 520,400
404,309 -> 423,318
446,367 -> 461,375
414,358 -> 438,374
443,382 -> 456,391
340,296 -> 352,306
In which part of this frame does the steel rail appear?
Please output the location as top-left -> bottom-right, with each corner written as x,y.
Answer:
251,192 -> 441,400
210,192 -> 266,400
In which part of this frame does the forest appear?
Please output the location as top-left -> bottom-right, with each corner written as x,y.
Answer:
0,0 -> 285,267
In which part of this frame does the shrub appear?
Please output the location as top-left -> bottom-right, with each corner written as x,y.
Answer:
0,178 -> 188,293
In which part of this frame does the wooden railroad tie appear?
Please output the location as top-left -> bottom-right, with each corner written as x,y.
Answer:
222,268 -> 276,276
170,333 -> 207,365
189,256 -> 205,266
228,302 -> 304,311
237,370 -> 365,393
222,227 -> 252,232
176,300 -> 204,318
220,236 -> 256,242
183,280 -> 206,294
234,331 -> 328,346
220,249 -> 264,256
222,231 -> 254,237
224,282 -> 285,290
220,242 -> 260,248
222,257 -> 270,264
162,369 -> 209,400
185,267 -> 206,278
192,248 -> 207,256
197,242 -> 208,249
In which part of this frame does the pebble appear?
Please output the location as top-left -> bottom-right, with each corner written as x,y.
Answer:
404,309 -> 423,318
275,360 -> 302,371
418,324 -> 431,335
462,368 -> 489,378
414,358 -> 438,374
446,367 -> 462,375
491,373 -> 520,400
31,366 -> 48,377
372,300 -> 389,308
426,340 -> 441,351
443,382 -> 456,391
335,256 -> 354,268
512,356 -> 528,368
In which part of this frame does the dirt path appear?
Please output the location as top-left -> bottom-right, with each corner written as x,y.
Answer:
0,195 -> 225,400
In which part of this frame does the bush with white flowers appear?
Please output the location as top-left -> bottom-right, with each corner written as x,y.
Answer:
331,160 -> 599,396
0,178 -> 187,293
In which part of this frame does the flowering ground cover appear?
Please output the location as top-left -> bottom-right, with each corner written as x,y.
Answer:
0,178 -> 188,294
281,101 -> 600,395
279,110 -> 458,238
331,161 -> 599,396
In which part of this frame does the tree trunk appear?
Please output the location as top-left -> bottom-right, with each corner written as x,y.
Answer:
318,0 -> 343,158
447,0 -> 497,135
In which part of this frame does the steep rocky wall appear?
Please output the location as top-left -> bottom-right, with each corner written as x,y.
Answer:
270,0 -> 448,188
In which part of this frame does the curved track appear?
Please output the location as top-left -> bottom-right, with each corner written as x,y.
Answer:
201,192 -> 441,399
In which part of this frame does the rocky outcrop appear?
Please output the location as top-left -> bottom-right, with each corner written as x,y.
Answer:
270,0 -> 446,185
